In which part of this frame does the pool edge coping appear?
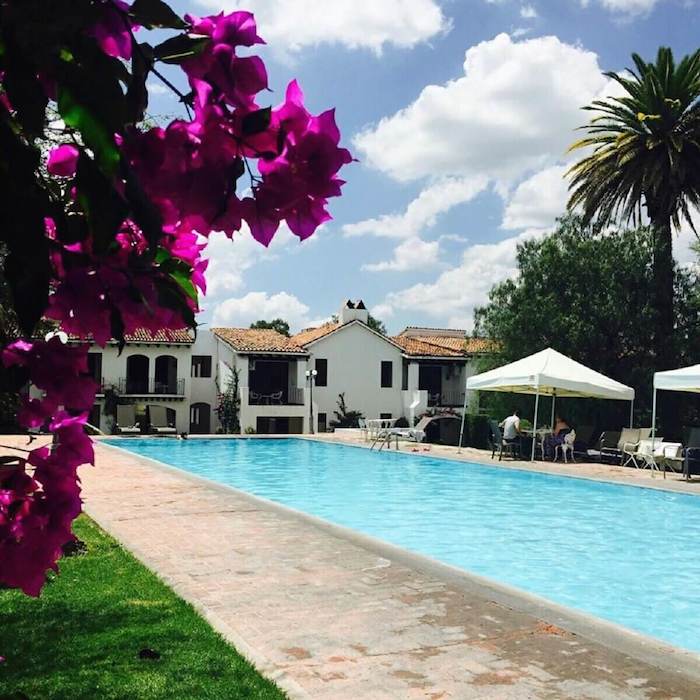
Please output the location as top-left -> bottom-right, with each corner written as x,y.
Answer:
95,439 -> 700,686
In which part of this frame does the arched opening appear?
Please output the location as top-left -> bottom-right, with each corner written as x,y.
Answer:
155,355 -> 178,394
189,402 -> 211,434
125,355 -> 149,394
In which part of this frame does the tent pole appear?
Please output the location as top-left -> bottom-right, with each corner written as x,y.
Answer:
629,399 -> 634,428
651,389 -> 657,449
531,388 -> 540,461
457,380 -> 469,454
550,390 -> 556,430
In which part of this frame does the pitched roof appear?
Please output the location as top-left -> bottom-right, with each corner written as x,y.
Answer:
391,334 -> 496,357
391,335 -> 465,357
66,328 -> 194,344
124,328 -> 194,344
292,321 -> 340,346
212,327 -> 307,354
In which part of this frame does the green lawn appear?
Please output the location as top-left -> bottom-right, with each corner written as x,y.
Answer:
0,516 -> 285,700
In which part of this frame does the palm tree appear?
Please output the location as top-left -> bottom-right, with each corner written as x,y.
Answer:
568,48 -> 700,384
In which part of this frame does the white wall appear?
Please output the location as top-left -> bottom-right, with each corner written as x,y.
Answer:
88,341 -> 192,433
307,323 -> 405,426
190,330 -> 220,432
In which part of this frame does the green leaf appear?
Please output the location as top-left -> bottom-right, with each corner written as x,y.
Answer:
5,246 -> 50,336
241,107 -> 271,137
130,0 -> 187,29
2,43 -> 47,137
153,35 -> 208,64
58,87 -> 120,175
170,269 -> 198,302
126,42 -> 153,125
75,153 -> 128,255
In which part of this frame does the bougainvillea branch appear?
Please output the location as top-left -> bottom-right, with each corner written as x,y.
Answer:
0,0 -> 350,595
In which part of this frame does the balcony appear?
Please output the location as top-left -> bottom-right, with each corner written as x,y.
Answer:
247,387 -> 304,406
427,390 -> 465,408
114,377 -> 186,396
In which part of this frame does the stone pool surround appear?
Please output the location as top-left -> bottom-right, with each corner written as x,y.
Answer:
73,435 -> 700,699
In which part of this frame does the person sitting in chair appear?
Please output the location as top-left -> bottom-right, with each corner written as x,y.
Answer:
545,415 -> 572,459
500,409 -> 521,445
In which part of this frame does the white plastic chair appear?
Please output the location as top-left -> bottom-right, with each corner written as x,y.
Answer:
554,430 -> 576,463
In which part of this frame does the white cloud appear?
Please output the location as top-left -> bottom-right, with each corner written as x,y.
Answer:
354,33 -> 608,185
146,81 -> 169,95
362,237 -> 441,272
501,164 -> 570,229
374,228 -> 548,331
342,176 -> 487,239
202,226 -> 297,298
196,0 -> 450,53
212,291 -> 317,331
520,4 -> 538,18
583,0 -> 660,16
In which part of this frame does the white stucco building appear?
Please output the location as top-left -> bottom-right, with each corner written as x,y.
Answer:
80,300 -> 491,436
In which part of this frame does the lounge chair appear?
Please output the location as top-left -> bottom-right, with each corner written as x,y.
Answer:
488,420 -> 521,461
682,427 -> 700,480
600,428 -> 638,464
621,428 -> 654,468
148,405 -> 177,435
587,430 -> 620,462
115,405 -> 141,435
631,440 -> 682,475
388,416 -> 432,444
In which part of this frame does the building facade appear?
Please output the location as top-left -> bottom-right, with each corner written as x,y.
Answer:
80,300 -> 491,435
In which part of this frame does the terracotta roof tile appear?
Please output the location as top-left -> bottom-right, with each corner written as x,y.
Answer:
391,335 -> 496,357
67,328 -> 194,344
391,336 -> 465,357
124,328 -> 193,343
212,327 -> 307,353
292,321 -> 340,346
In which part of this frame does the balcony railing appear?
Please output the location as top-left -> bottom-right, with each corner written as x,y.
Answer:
247,386 -> 304,406
427,390 -> 465,407
116,377 -> 185,395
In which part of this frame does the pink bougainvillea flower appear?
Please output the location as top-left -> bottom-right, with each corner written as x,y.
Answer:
187,11 -> 264,47
88,0 -> 134,60
47,145 -> 80,177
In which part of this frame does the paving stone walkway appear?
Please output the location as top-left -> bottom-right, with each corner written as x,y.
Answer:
67,439 -> 700,699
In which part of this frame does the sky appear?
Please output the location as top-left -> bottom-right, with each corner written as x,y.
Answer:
159,0 -> 700,335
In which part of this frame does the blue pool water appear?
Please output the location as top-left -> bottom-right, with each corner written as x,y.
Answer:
107,437 -> 700,652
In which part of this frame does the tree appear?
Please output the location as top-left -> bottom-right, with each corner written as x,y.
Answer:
331,312 -> 386,334
216,367 -> 241,434
567,48 -> 700,391
366,314 -> 387,335
330,392 -> 364,428
250,318 -> 290,337
474,216 -> 700,434
0,1 -> 350,596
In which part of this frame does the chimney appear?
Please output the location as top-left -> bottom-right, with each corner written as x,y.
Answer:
339,298 -> 369,325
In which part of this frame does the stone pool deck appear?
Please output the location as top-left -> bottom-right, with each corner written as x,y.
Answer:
7,434 -> 700,698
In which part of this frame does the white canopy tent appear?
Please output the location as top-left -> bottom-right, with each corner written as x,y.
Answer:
651,364 -> 700,442
458,348 -> 635,460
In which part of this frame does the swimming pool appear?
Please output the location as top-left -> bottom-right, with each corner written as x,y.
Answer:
107,437 -> 700,653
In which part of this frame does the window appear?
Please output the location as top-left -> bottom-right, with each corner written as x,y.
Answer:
87,352 -> 102,383
315,358 -> 327,386
191,355 -> 212,378
318,412 -> 327,433
380,413 -> 392,420
402,362 -> 408,391
380,360 -> 393,388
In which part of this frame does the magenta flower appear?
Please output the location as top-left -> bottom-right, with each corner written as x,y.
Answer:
47,145 -> 79,177
88,0 -> 134,60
